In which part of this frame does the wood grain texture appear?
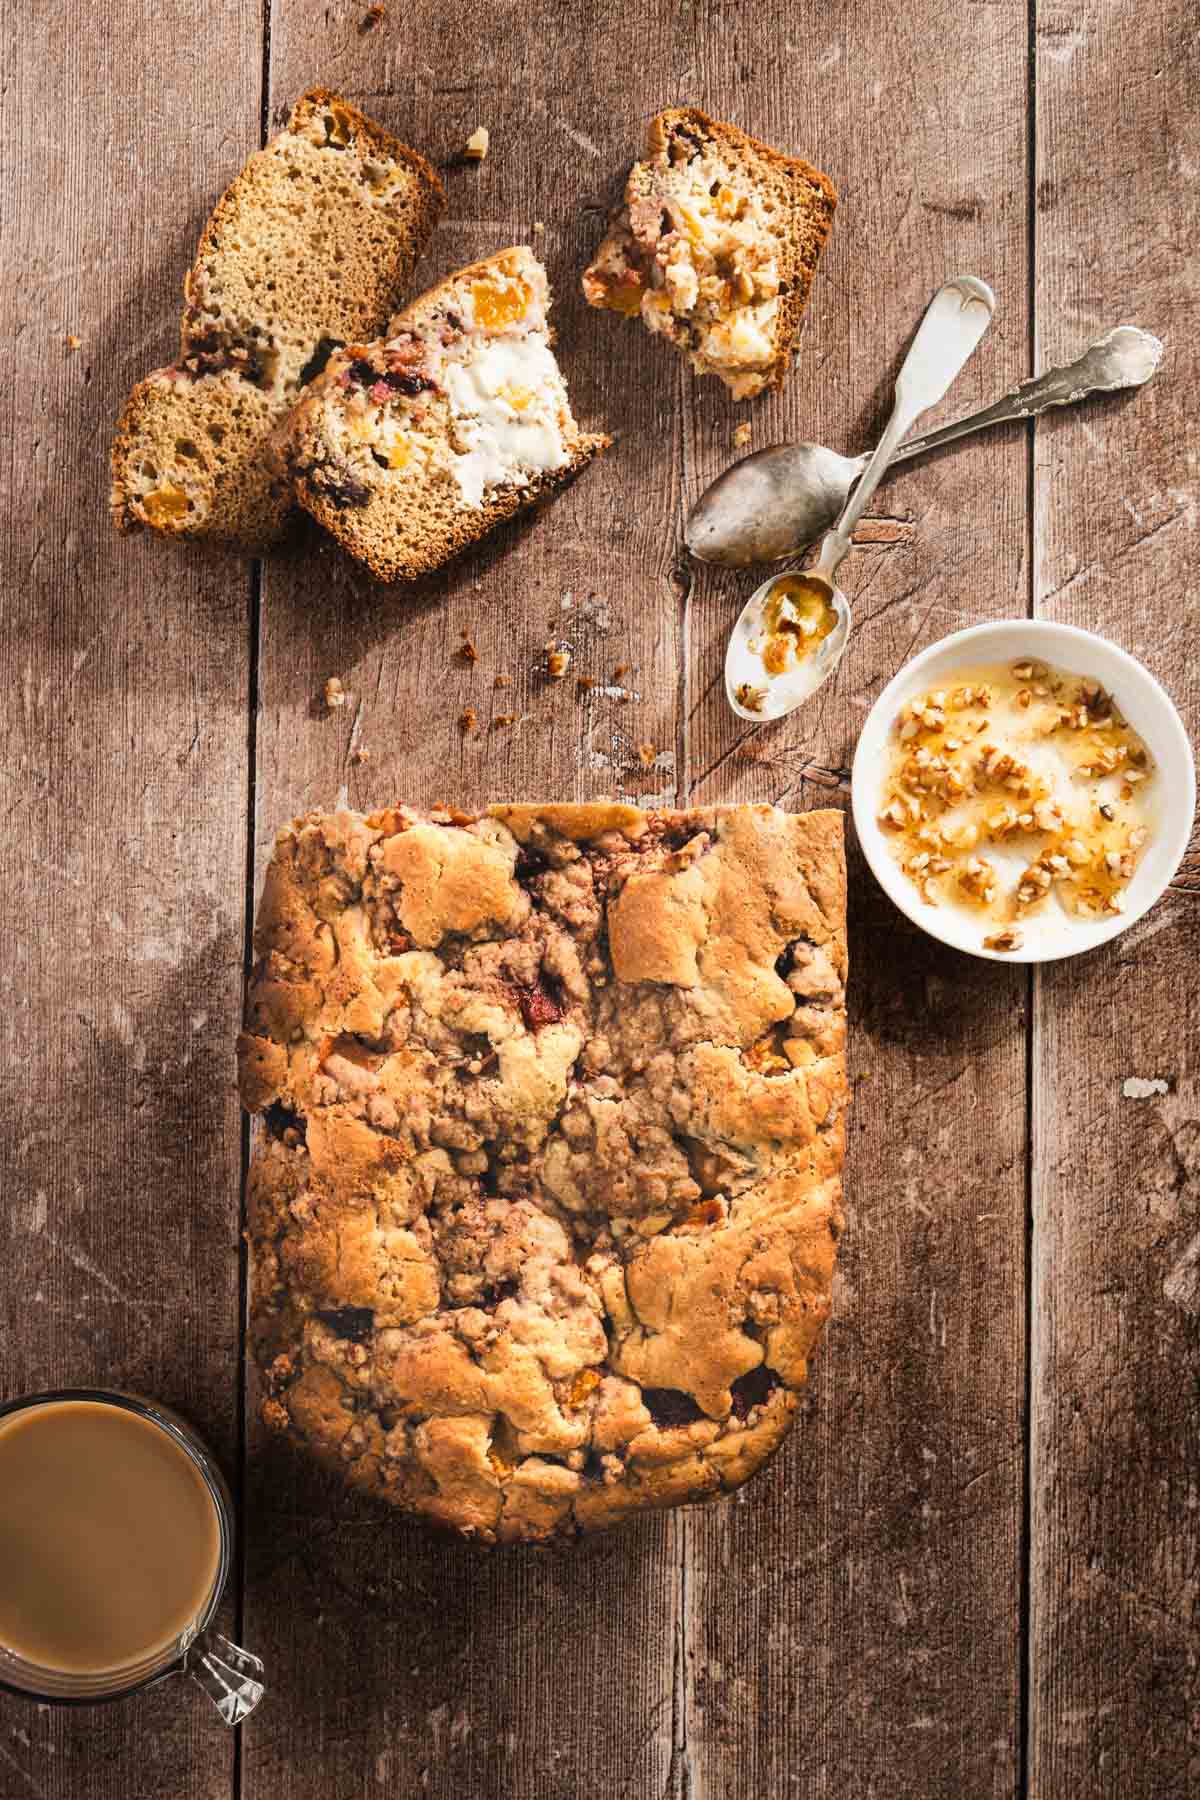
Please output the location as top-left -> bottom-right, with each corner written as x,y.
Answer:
676,5 -> 1032,1794
0,0 -> 258,1791
2,2 -> 1198,1796
1031,4 -> 1200,1795
241,6 -> 699,1796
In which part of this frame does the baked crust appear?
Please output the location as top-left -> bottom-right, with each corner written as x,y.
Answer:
241,803 -> 848,1543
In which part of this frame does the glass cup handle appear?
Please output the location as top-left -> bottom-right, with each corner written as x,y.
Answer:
187,1631 -> 265,1725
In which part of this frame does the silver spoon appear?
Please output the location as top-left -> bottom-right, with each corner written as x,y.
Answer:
692,325 -> 1164,568
725,276 -> 995,722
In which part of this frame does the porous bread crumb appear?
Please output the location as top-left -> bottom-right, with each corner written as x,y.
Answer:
494,674 -> 512,690
324,676 -> 346,709
459,706 -> 479,732
637,742 -> 656,766
351,746 -> 371,764
546,645 -> 571,679
459,634 -> 479,663
109,90 -> 445,551
465,126 -> 490,161
733,422 -> 752,448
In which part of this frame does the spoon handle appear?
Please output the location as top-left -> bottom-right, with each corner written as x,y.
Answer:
815,276 -> 995,582
890,325 -> 1163,465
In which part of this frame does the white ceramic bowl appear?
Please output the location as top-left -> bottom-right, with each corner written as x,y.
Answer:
851,619 -> 1196,963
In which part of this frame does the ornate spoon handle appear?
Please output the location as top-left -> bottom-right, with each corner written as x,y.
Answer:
890,325 -> 1163,464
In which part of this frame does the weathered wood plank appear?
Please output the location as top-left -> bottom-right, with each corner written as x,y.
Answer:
0,0 -> 258,1791
243,6 -> 699,1795
683,4 -> 1031,1793
1031,4 -> 1200,1794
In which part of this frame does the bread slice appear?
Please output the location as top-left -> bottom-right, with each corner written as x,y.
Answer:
111,89 -> 445,552
278,246 -> 609,582
583,107 -> 836,398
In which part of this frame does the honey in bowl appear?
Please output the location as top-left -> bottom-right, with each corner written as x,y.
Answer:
0,1400 -> 221,1676
876,657 -> 1156,953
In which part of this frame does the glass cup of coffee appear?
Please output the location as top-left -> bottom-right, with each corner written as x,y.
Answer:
0,1389 -> 264,1723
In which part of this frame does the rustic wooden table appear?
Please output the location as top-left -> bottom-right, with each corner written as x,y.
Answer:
3,2 -> 1197,1795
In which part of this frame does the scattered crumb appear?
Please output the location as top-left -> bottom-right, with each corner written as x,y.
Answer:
733,422 -> 752,449
464,126 -> 490,161
324,676 -> 346,710
532,220 -> 545,235
546,645 -> 571,679
983,928 -> 1024,954
459,706 -> 478,733
458,633 -> 478,663
576,675 -> 595,694
494,673 -> 512,689
65,333 -> 82,353
637,742 -> 656,767
734,682 -> 766,714
361,1 -> 386,25
351,746 -> 370,765
493,712 -> 516,728
612,663 -> 629,681
1122,1075 -> 1169,1099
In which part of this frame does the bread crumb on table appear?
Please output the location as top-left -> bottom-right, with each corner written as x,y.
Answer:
464,127 -> 490,161
324,676 -> 346,710
532,220 -> 545,234
733,422 -> 752,449
546,645 -> 571,679
361,2 -> 386,25
459,706 -> 478,733
493,712 -> 516,728
65,333 -> 82,352
576,675 -> 595,694
459,633 -> 478,663
637,742 -> 656,766
351,746 -> 370,765
494,673 -> 512,690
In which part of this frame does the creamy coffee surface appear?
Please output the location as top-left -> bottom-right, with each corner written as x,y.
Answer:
0,1400 -> 221,1674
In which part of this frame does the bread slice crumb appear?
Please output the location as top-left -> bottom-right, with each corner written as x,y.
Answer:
584,106 -> 835,397
464,127 -> 490,161
110,89 -> 444,551
279,247 -> 608,581
324,676 -> 346,709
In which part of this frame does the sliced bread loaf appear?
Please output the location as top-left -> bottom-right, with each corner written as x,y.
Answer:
277,246 -> 608,582
111,89 -> 444,551
583,107 -> 836,398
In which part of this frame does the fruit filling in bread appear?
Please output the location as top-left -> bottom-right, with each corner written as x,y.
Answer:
322,260 -> 573,508
584,107 -> 835,398
280,247 -> 608,580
